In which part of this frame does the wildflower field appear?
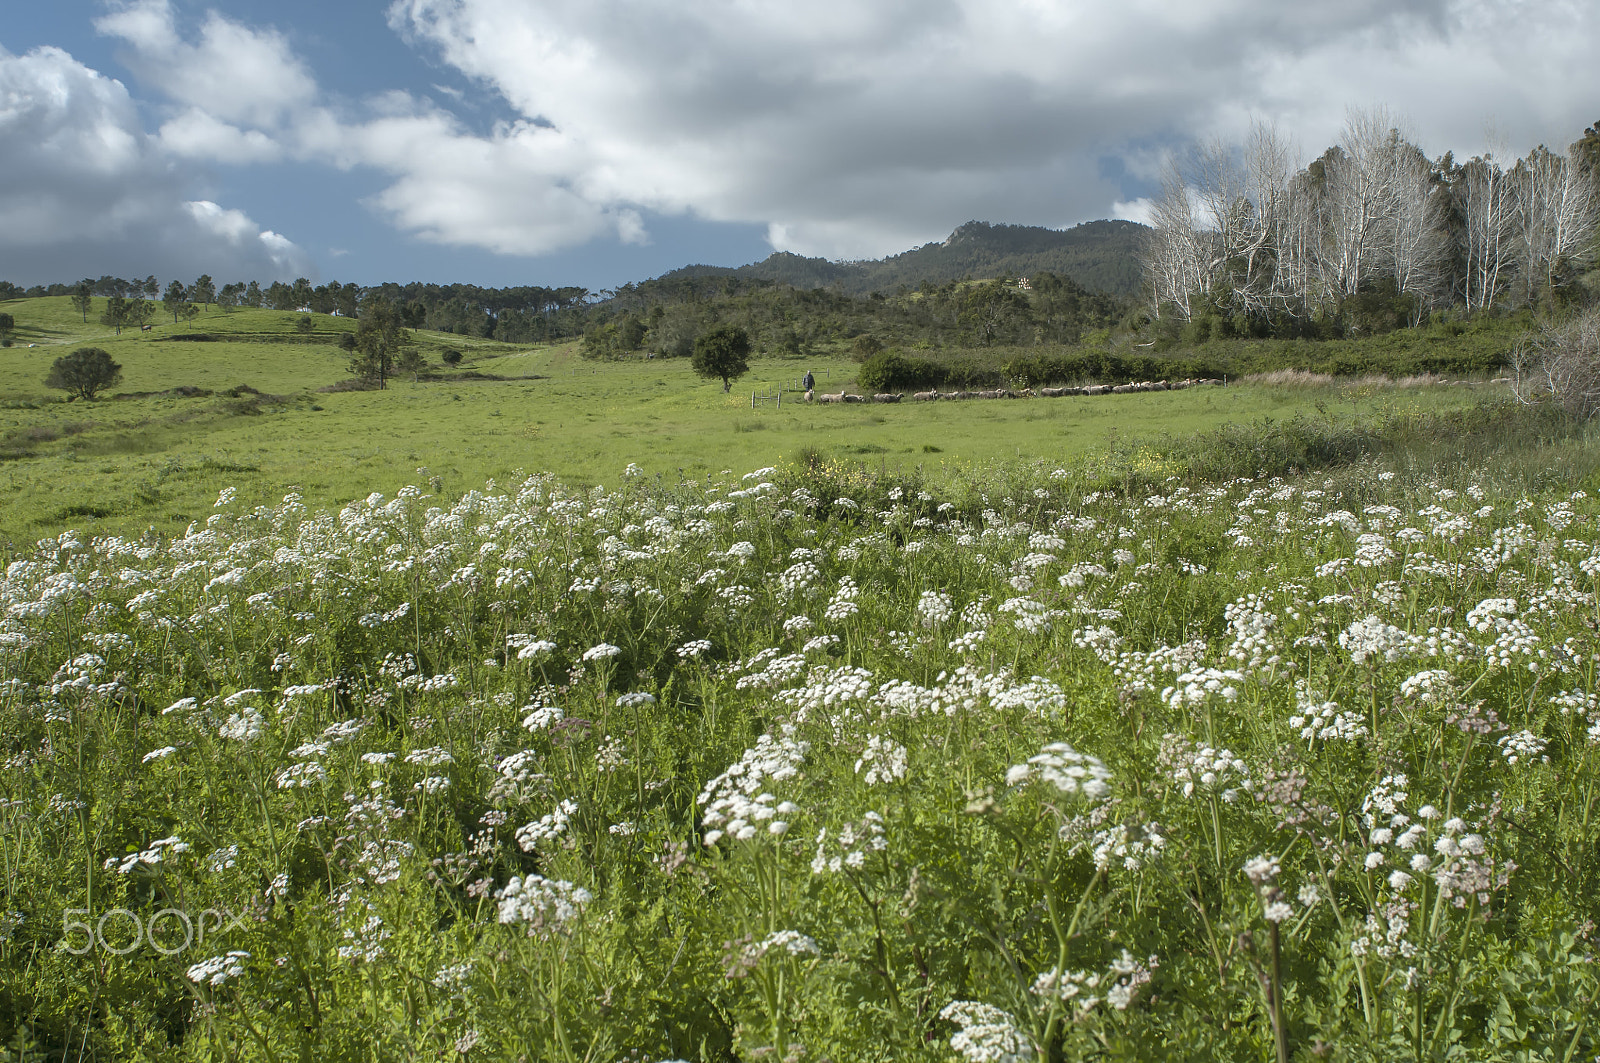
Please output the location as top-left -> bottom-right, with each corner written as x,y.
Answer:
3,445 -> 1599,1062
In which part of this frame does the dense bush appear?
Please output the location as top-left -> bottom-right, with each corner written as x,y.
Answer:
1512,304 -> 1600,420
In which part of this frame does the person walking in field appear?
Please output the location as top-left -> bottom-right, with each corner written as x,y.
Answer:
802,369 -> 815,394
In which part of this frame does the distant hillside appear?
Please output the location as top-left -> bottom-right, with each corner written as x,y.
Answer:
722,220 -> 1147,298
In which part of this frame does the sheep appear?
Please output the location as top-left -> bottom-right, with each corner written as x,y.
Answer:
872,393 -> 903,403
912,390 -> 939,401
816,392 -> 845,403
842,393 -> 866,403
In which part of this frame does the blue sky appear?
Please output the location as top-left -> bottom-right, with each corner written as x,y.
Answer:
4,1 -> 1599,293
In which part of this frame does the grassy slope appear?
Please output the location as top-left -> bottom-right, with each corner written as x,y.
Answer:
0,295 -> 1511,545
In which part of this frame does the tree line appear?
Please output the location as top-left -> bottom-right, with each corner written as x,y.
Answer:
1141,109 -> 1600,339
5,274 -> 597,344
578,270 -> 1130,361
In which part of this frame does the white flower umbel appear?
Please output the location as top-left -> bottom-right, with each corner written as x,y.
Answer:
515,799 -> 578,852
1497,729 -> 1548,766
522,703 -> 564,731
1005,742 -> 1112,802
940,1001 -> 1033,1063
275,762 -> 326,789
1340,615 -> 1415,666
186,951 -> 249,987
218,707 -> 263,742
916,590 -> 954,627
1161,736 -> 1252,803
855,734 -> 908,786
105,835 -> 189,874
495,874 -> 592,935
699,730 -> 808,848
811,811 -> 887,874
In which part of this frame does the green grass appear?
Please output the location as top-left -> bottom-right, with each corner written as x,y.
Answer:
0,295 -> 1515,544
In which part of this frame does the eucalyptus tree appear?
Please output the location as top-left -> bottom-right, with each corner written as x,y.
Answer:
1516,145 -> 1598,302
1458,151 -> 1521,312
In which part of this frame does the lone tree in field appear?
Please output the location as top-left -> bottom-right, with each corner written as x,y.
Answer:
0,313 -> 14,347
351,295 -> 411,388
692,325 -> 752,392
45,347 -> 122,401
70,280 -> 94,322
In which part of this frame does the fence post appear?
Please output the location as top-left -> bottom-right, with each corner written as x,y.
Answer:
777,388 -> 781,408
751,390 -> 756,409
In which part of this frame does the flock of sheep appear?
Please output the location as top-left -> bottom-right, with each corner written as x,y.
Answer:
806,378 -> 1227,403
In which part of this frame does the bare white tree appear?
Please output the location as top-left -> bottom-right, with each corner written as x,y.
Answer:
1317,107 -> 1403,302
1385,137 -> 1449,322
1517,145 -> 1599,302
1148,122 -> 1297,322
1143,159 -> 1206,320
1460,148 -> 1521,312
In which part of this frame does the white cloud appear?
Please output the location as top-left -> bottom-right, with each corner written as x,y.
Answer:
158,108 -> 282,163
0,44 -> 308,283
96,0 -> 316,128
22,0 -> 1600,276
376,0 -> 1600,258
1111,199 -> 1154,227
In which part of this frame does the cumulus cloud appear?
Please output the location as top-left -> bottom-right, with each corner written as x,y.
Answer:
0,44 -> 309,283
95,0 -> 316,128
19,0 -> 1600,275
376,0 -> 1600,259
158,108 -> 282,163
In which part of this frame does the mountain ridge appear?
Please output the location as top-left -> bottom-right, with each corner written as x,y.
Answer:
645,219 -> 1147,300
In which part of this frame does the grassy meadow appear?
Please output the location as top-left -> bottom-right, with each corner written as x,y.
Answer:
0,296 -> 1521,546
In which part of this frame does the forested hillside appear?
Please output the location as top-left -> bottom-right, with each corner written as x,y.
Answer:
731,219 -> 1146,297
579,271 -> 1129,360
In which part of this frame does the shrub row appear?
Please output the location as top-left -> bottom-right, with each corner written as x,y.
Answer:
857,332 -> 1517,391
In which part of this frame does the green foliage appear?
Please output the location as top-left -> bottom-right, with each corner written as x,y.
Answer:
859,348 -> 1227,390
351,296 -> 412,389
851,333 -> 883,360
43,347 -> 122,400
858,351 -> 940,391
2,456 -> 1599,1060
69,282 -> 94,323
581,312 -> 650,359
691,324 -> 752,391
163,279 -> 190,324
